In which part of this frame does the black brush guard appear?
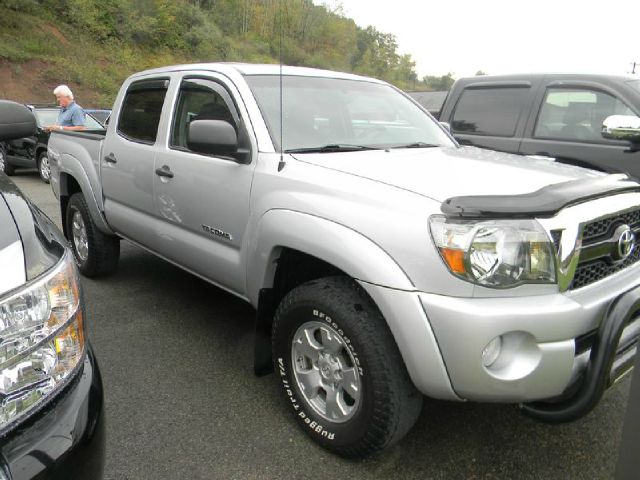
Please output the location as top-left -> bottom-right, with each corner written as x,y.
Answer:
522,285 -> 640,422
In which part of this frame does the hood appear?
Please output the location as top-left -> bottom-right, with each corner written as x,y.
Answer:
0,180 -> 26,295
0,175 -> 64,294
292,146 -> 602,202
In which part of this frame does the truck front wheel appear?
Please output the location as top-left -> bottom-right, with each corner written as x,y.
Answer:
66,193 -> 120,277
271,276 -> 423,457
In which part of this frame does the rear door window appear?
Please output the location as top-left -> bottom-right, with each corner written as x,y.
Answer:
117,79 -> 169,144
534,88 -> 637,142
451,87 -> 529,137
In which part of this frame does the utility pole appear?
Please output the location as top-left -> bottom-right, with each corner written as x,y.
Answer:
630,62 -> 638,74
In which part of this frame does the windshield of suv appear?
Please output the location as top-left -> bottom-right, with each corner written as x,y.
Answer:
245,75 -> 454,153
629,80 -> 640,94
34,108 -> 105,130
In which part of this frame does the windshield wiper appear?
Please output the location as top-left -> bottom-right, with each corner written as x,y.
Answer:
390,142 -> 440,149
285,144 -> 381,154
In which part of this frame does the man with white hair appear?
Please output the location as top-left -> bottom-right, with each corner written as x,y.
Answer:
47,85 -> 86,131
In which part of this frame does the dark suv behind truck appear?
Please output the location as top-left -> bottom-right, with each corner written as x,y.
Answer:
0,105 -> 104,183
439,74 -> 640,178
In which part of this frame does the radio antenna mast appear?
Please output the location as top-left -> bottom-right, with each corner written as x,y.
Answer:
277,0 -> 286,172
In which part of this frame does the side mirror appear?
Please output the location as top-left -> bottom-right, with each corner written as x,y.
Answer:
187,119 -> 238,157
602,115 -> 640,142
0,100 -> 36,141
439,121 -> 451,133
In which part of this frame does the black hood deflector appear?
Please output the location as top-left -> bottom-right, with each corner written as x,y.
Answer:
441,174 -> 640,219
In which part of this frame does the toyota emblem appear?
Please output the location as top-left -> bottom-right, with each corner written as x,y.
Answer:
615,225 -> 636,261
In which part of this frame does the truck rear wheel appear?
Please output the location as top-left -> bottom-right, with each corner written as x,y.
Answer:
37,151 -> 51,183
66,193 -> 120,277
272,276 -> 423,458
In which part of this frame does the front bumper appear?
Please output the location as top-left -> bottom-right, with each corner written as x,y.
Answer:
522,285 -> 640,422
421,260 -> 640,403
0,346 -> 105,480
360,257 -> 640,406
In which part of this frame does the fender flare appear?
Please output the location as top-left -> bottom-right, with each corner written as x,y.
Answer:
58,158 -> 114,236
246,209 -> 416,305
248,210 -> 458,399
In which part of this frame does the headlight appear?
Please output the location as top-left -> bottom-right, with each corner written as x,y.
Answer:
0,251 -> 84,433
429,216 -> 556,288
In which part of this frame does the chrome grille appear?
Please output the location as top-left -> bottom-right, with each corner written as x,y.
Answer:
570,208 -> 640,290
582,209 -> 640,243
572,247 -> 640,289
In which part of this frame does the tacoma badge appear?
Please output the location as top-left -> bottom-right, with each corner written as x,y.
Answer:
202,224 -> 232,241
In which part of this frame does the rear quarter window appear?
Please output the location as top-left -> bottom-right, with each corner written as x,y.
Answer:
452,87 -> 529,137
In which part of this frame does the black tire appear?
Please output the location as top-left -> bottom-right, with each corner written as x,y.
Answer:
272,276 -> 423,458
37,151 -> 51,183
0,146 -> 15,176
66,192 -> 120,277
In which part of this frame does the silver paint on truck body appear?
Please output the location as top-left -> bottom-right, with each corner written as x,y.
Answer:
48,63 -> 640,402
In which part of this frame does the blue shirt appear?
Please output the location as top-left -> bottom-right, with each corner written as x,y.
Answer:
57,102 -> 85,127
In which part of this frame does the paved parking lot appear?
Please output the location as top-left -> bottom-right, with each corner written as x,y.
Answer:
10,172 -> 631,479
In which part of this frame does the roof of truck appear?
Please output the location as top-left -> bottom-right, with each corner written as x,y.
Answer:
129,62 -> 385,84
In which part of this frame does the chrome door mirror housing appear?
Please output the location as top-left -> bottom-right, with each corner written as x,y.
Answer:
602,115 -> 640,142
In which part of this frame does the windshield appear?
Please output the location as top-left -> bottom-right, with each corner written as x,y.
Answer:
629,80 -> 640,94
245,75 -> 454,152
34,108 -> 105,130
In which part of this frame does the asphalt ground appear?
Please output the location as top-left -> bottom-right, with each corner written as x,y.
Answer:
10,171 -> 631,479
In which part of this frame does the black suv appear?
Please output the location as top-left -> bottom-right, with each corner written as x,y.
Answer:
438,74 -> 640,178
0,105 -> 104,183
0,101 -> 105,480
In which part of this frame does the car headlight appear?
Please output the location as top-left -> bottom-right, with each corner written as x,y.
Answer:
0,251 -> 84,433
429,216 -> 556,288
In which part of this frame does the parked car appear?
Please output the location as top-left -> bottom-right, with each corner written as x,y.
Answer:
0,105 -> 104,183
0,100 -> 105,480
84,109 -> 111,126
48,64 -> 640,457
438,74 -> 640,177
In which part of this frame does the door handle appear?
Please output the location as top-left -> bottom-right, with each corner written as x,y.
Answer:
155,166 -> 174,179
104,153 -> 117,164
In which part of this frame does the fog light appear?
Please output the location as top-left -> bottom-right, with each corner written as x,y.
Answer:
482,336 -> 502,367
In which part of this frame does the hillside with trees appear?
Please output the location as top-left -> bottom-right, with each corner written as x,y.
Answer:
0,0 -> 450,107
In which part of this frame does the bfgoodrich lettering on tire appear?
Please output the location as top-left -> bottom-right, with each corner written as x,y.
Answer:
272,276 -> 423,457
65,192 -> 120,277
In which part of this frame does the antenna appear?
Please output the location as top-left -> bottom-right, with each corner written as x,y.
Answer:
277,0 -> 286,172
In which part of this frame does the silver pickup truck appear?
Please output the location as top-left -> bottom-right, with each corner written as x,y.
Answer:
48,63 -> 640,457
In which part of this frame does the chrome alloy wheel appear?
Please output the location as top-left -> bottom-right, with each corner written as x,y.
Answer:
40,155 -> 50,181
71,210 -> 89,262
291,321 -> 361,423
